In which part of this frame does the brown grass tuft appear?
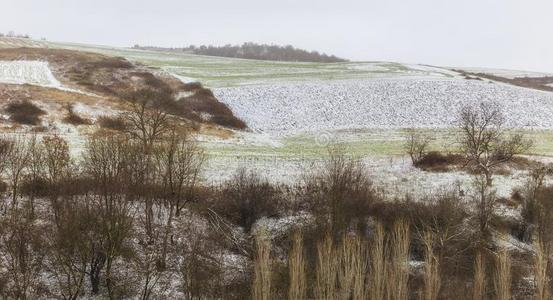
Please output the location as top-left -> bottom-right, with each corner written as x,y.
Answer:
315,234 -> 337,300
252,228 -> 272,300
422,231 -> 441,300
494,249 -> 511,300
288,230 -> 306,300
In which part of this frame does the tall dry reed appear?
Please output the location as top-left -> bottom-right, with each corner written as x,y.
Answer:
493,249 -> 511,300
534,238 -> 549,300
288,230 -> 306,300
473,251 -> 485,300
315,234 -> 337,300
422,230 -> 441,300
386,219 -> 410,300
252,228 -> 272,300
369,222 -> 386,300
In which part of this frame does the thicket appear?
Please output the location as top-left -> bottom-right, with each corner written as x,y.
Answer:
0,102 -> 550,299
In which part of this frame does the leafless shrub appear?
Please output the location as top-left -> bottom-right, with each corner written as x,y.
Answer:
404,128 -> 431,165
0,207 -> 46,299
82,134 -> 134,297
472,174 -> 498,242
5,136 -> 31,207
415,151 -> 464,172
304,146 -> 376,238
213,169 -> 282,233
45,197 -> 96,299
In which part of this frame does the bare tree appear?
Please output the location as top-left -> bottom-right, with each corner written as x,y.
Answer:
83,135 -> 134,297
42,135 -> 71,187
42,135 -> 71,221
26,135 -> 45,217
458,102 -> 531,186
0,207 -> 46,299
125,101 -> 170,152
0,137 -> 12,177
404,128 -> 431,165
155,129 -> 205,265
5,136 -> 31,207
45,197 -> 95,300
459,103 -> 531,242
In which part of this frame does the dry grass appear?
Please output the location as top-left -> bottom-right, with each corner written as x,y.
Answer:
473,251 -> 486,300
494,250 -> 511,300
422,231 -> 441,300
533,238 -> 550,300
252,228 -> 272,300
386,219 -> 410,300
369,222 -> 386,300
339,235 -> 368,299
315,234 -> 337,300
288,230 -> 306,300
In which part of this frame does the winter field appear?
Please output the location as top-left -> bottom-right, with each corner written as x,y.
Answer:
213,79 -> 553,134
3,39 -> 553,197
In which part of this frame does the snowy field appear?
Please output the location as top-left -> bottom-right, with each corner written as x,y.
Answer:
0,60 -> 62,88
213,79 -> 553,135
202,153 -> 544,199
4,39 -> 553,198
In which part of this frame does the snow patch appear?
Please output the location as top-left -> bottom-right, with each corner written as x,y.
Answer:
0,60 -> 95,95
0,60 -> 62,87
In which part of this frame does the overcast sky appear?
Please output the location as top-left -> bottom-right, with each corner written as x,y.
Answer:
3,0 -> 552,72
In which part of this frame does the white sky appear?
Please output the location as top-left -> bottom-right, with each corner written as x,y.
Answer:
2,0 -> 553,72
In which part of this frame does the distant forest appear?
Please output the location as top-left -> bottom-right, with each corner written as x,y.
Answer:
133,42 -> 348,63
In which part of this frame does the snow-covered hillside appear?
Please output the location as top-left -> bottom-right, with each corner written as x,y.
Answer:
0,60 -> 62,88
214,79 -> 553,135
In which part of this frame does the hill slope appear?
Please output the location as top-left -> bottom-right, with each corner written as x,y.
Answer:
0,47 -> 246,131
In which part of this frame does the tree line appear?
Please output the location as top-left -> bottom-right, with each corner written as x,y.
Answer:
133,42 -> 348,63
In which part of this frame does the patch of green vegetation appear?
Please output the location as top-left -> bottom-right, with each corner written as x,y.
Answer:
201,128 -> 553,163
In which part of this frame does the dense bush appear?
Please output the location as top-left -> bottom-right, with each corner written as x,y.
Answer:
5,100 -> 46,125
415,151 -> 464,172
211,169 -> 282,233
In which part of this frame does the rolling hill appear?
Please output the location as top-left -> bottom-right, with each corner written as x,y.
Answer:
2,37 -> 553,191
